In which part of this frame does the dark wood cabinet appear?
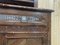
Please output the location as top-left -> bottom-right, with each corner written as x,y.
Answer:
0,5 -> 53,45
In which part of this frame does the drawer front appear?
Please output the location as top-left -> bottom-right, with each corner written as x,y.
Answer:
0,13 -> 48,26
0,8 -> 48,26
0,11 -> 49,33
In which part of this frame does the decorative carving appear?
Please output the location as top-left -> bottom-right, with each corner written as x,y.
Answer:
0,14 -> 47,24
0,26 -> 47,33
5,25 -> 47,33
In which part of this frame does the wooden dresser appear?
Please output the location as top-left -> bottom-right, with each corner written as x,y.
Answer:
0,4 -> 53,45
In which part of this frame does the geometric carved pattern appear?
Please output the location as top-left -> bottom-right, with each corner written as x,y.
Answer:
0,14 -> 46,23
0,25 -> 47,33
0,14 -> 47,26
6,25 -> 47,33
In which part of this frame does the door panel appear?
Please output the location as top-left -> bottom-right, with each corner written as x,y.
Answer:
26,39 -> 42,45
7,38 -> 42,45
7,39 -> 26,45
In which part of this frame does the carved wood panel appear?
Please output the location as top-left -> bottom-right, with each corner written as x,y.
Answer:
0,7 -> 52,45
0,34 -> 48,45
6,38 -> 42,45
0,13 -> 48,26
5,26 -> 47,33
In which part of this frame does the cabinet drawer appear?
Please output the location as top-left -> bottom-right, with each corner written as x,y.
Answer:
0,8 -> 48,26
0,9 -> 49,33
0,14 -> 48,26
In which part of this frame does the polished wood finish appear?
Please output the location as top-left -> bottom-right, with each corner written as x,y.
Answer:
0,5 -> 53,45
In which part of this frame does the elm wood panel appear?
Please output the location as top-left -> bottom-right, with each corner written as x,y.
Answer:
6,38 -> 42,45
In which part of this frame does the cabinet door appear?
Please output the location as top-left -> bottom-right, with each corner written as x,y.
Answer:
4,33 -> 48,45
26,38 -> 42,45
0,35 -> 43,45
6,38 -> 42,45
7,39 -> 27,45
